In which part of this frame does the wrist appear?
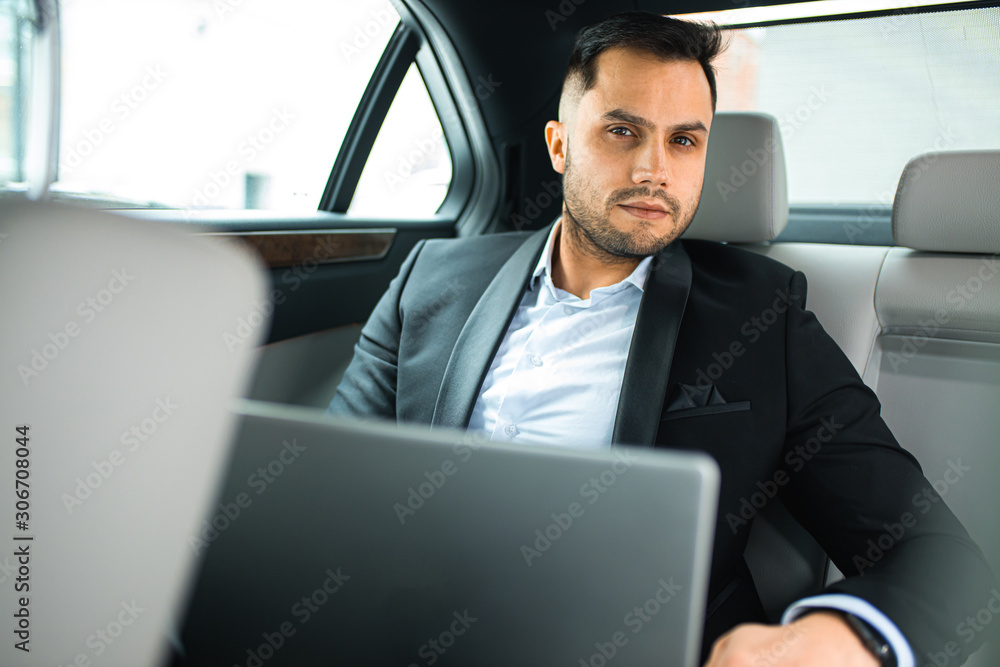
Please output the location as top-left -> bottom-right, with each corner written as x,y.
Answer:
794,609 -> 896,667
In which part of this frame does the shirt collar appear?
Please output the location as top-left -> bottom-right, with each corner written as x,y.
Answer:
529,217 -> 653,294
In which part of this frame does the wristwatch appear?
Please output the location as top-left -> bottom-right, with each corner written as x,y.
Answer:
839,611 -> 897,667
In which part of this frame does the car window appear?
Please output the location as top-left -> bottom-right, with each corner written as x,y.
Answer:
0,0 -> 22,184
1,0 -> 49,191
51,0 -> 408,211
348,62 -> 451,218
702,5 -> 1000,208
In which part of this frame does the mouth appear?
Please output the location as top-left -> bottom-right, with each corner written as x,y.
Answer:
617,200 -> 671,220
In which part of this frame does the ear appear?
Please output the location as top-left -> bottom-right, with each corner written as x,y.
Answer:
544,120 -> 567,174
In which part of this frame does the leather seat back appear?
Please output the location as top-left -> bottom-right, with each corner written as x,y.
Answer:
733,147 -> 1000,663
866,151 -> 1000,664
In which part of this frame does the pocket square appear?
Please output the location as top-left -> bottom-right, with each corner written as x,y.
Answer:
661,383 -> 751,422
666,382 -> 730,411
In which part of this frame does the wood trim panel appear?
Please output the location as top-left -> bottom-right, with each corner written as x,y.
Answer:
205,229 -> 396,269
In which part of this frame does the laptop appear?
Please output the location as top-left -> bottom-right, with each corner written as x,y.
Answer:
175,399 -> 719,667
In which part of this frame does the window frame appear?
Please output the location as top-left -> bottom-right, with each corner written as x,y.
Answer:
703,0 -> 999,30
320,0 -> 485,223
320,23 -> 420,213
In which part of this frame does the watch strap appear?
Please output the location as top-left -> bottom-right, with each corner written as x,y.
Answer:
840,611 -> 897,667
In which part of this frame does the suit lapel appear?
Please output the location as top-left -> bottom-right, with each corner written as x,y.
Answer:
431,224 -> 551,429
611,240 -> 693,447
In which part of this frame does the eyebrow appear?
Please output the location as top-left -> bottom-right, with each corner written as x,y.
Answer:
601,108 -> 708,135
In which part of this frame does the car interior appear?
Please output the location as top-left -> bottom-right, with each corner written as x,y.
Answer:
1,0 -> 998,665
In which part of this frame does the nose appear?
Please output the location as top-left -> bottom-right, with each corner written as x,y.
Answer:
633,140 -> 671,188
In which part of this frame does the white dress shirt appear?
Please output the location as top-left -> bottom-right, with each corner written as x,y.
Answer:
468,218 -> 652,448
466,217 -> 914,665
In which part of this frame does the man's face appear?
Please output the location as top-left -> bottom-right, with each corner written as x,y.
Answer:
547,48 -> 714,258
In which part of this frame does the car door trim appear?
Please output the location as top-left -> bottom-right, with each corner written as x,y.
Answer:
201,229 -> 397,268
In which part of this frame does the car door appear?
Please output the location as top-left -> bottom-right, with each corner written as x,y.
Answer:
22,0 -> 503,408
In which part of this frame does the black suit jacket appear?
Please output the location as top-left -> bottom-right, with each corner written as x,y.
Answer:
328,223 -> 995,661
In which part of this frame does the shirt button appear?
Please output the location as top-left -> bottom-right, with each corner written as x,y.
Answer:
563,305 -> 574,315
504,424 -> 518,436
529,354 -> 543,367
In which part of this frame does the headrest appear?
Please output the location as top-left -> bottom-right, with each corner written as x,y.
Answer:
684,112 -> 788,243
892,150 -> 1000,253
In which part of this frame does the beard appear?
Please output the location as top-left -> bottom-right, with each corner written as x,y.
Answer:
560,145 -> 700,261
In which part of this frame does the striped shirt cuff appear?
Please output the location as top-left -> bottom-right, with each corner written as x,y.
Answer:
781,593 -> 915,667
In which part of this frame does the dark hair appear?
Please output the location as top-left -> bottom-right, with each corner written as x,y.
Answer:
562,12 -> 725,113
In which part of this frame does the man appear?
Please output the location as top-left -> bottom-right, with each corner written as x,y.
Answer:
328,12 -> 994,666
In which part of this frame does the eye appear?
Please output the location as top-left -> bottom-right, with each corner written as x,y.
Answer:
609,126 -> 635,137
672,135 -> 695,147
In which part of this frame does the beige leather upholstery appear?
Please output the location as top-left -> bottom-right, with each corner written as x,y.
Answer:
695,119 -> 999,666
875,249 -> 1000,344
871,154 -> 1000,663
892,150 -> 1000,253
753,243 -> 889,375
685,112 -> 789,244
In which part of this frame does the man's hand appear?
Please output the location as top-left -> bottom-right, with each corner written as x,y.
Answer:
704,611 -> 880,666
